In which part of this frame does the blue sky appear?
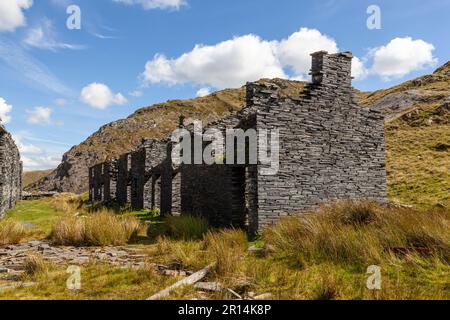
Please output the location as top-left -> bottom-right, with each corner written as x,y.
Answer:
0,0 -> 449,171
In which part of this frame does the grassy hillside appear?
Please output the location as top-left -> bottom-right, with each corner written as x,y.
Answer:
22,170 -> 53,189
359,62 -> 450,208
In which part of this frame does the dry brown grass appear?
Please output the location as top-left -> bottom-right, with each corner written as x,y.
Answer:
150,236 -> 207,270
48,193 -> 85,215
0,220 -> 31,245
23,254 -> 50,278
50,210 -> 141,246
203,229 -> 248,281
264,201 -> 450,267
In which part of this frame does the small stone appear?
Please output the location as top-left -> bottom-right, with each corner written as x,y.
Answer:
194,282 -> 223,292
28,241 -> 42,247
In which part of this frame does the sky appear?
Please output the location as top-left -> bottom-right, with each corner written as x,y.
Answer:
0,0 -> 449,171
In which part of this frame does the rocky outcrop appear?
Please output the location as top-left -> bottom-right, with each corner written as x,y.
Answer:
0,124 -> 22,219
368,89 -> 448,121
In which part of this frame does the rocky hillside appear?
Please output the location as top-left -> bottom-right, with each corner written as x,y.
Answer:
22,169 -> 53,189
26,79 -> 306,194
28,64 -> 449,208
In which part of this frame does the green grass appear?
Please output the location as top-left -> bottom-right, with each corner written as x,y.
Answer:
5,199 -> 69,235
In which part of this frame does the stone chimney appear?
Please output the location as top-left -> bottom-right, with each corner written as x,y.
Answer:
310,51 -> 353,88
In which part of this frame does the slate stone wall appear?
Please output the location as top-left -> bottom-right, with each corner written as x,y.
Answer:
249,52 -> 387,229
0,124 -> 22,219
116,153 -> 132,205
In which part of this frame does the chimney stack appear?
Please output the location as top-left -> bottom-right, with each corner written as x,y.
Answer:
310,51 -> 353,88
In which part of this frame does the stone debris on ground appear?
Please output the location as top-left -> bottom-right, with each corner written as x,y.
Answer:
0,240 -> 148,273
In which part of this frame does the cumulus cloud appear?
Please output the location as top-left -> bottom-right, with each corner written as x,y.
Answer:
144,34 -> 286,88
0,97 -> 13,124
142,28 -> 370,89
112,0 -> 186,10
142,28 -> 437,89
352,56 -> 369,80
369,37 -> 437,80
12,135 -> 43,155
22,155 -> 61,171
0,0 -> 33,32
81,83 -> 127,109
276,28 -> 339,77
196,88 -> 211,97
26,106 -> 53,125
24,18 -> 85,51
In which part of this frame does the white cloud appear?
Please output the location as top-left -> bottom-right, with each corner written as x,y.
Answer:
142,28 -> 370,89
81,83 -> 127,109
144,34 -> 286,88
113,0 -> 186,10
276,28 -> 339,78
24,18 -> 85,51
352,56 -> 369,80
26,106 -> 53,125
22,155 -> 61,171
12,135 -> 43,154
370,37 -> 437,80
0,0 -> 33,32
142,29 -> 437,89
196,87 -> 211,97
0,97 -> 13,124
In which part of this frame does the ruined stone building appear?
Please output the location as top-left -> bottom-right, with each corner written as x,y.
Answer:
89,51 -> 387,232
0,123 -> 22,219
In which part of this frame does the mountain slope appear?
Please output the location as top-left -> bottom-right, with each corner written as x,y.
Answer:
22,169 -> 53,188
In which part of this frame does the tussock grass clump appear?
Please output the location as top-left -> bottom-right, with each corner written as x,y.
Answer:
152,236 -> 206,270
204,229 -> 248,278
50,211 -> 141,246
326,202 -> 380,226
264,201 -> 450,267
0,220 -> 30,245
49,193 -> 85,215
23,254 -> 50,278
165,215 -> 209,240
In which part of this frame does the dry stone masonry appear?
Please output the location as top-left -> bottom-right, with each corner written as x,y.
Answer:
89,51 -> 387,232
0,124 -> 22,219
